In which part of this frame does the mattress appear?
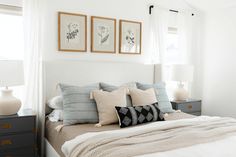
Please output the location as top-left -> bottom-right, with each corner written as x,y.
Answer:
45,112 -> 195,157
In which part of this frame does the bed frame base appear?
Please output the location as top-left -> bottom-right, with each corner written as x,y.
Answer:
45,138 -> 60,157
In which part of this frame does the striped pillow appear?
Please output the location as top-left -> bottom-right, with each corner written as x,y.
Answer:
115,103 -> 164,128
59,83 -> 99,125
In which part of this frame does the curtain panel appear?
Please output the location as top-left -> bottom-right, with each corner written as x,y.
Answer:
23,0 -> 46,155
149,6 -> 197,98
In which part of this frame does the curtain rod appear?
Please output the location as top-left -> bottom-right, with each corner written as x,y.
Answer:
149,5 -> 194,16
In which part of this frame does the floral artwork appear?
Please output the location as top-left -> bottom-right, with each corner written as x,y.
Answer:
97,25 -> 110,45
119,20 -> 142,54
58,12 -> 87,52
124,28 -> 135,51
91,16 -> 116,53
66,23 -> 79,43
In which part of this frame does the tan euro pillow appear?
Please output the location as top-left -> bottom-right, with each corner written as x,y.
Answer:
129,88 -> 157,106
93,89 -> 127,125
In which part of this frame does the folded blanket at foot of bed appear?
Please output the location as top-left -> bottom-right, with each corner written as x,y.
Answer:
62,116 -> 236,157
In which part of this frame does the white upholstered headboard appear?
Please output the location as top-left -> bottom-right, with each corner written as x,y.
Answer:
44,60 -> 155,100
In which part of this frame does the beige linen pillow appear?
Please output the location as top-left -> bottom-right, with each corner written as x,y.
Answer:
93,89 -> 127,125
129,88 -> 157,106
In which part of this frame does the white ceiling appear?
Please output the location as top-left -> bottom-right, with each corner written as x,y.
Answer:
186,0 -> 236,11
0,0 -> 235,12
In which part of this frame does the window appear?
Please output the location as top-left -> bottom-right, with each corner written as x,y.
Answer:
165,26 -> 190,99
0,6 -> 24,102
164,12 -> 188,99
0,13 -> 23,60
165,27 -> 180,64
163,27 -> 178,99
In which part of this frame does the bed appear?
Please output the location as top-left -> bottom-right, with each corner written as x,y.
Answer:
45,111 -> 236,157
44,60 -> 155,157
45,112 -> 195,157
43,61 -> 236,157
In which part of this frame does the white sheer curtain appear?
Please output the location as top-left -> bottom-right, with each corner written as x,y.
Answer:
149,7 -> 194,70
177,11 -> 194,64
148,7 -> 170,83
176,11 -> 195,96
149,7 -> 195,98
23,0 -> 45,155
178,11 -> 203,98
149,7 -> 169,65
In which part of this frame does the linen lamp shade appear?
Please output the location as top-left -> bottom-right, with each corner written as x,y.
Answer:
0,60 -> 24,87
170,65 -> 194,82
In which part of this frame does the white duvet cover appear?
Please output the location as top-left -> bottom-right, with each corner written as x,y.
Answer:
62,116 -> 236,157
138,135 -> 236,157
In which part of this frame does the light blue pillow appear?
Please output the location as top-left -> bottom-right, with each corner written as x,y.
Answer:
59,83 -> 99,125
136,82 -> 174,113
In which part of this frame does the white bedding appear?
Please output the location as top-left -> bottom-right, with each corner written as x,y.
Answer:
62,116 -> 236,157
138,135 -> 236,157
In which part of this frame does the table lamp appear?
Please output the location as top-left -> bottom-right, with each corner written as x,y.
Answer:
0,60 -> 24,115
170,64 -> 194,101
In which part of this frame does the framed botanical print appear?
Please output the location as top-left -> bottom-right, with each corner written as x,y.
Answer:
119,20 -> 142,54
91,16 -> 116,53
58,12 -> 87,52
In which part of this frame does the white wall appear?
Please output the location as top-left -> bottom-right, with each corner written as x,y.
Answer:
43,0 -> 150,63
202,7 -> 236,117
41,0 -> 203,101
42,0 -> 195,64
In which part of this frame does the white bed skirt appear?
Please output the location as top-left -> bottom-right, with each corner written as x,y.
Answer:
45,138 -> 60,157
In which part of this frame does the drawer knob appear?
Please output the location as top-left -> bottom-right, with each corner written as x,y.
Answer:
1,139 -> 12,146
188,105 -> 193,109
1,123 -> 12,129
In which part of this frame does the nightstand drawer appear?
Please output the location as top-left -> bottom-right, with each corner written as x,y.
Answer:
0,117 -> 35,135
0,133 -> 35,150
0,147 -> 35,157
191,112 -> 201,116
177,102 -> 201,113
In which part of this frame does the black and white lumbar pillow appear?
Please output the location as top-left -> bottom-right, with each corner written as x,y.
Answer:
115,103 -> 164,128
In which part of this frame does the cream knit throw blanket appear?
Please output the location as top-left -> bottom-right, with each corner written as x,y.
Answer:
68,117 -> 236,157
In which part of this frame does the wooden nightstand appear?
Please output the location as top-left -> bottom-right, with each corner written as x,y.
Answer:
0,109 -> 36,157
171,99 -> 202,116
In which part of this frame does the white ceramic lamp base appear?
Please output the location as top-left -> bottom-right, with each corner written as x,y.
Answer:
174,83 -> 189,101
0,89 -> 21,115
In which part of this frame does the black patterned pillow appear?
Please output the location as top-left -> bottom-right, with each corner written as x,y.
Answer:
115,103 -> 164,128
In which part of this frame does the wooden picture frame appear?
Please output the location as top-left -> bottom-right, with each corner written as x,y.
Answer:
58,12 -> 87,52
119,20 -> 142,54
91,16 -> 116,53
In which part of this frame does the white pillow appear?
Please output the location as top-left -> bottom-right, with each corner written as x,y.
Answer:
48,109 -> 63,122
92,89 -> 127,126
47,96 -> 63,109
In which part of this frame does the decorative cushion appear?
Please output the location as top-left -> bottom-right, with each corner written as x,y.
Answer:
100,82 -> 137,107
137,82 -> 174,113
92,89 -> 127,126
115,103 -> 164,128
59,83 -> 99,125
129,88 -> 157,106
47,96 -> 63,109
